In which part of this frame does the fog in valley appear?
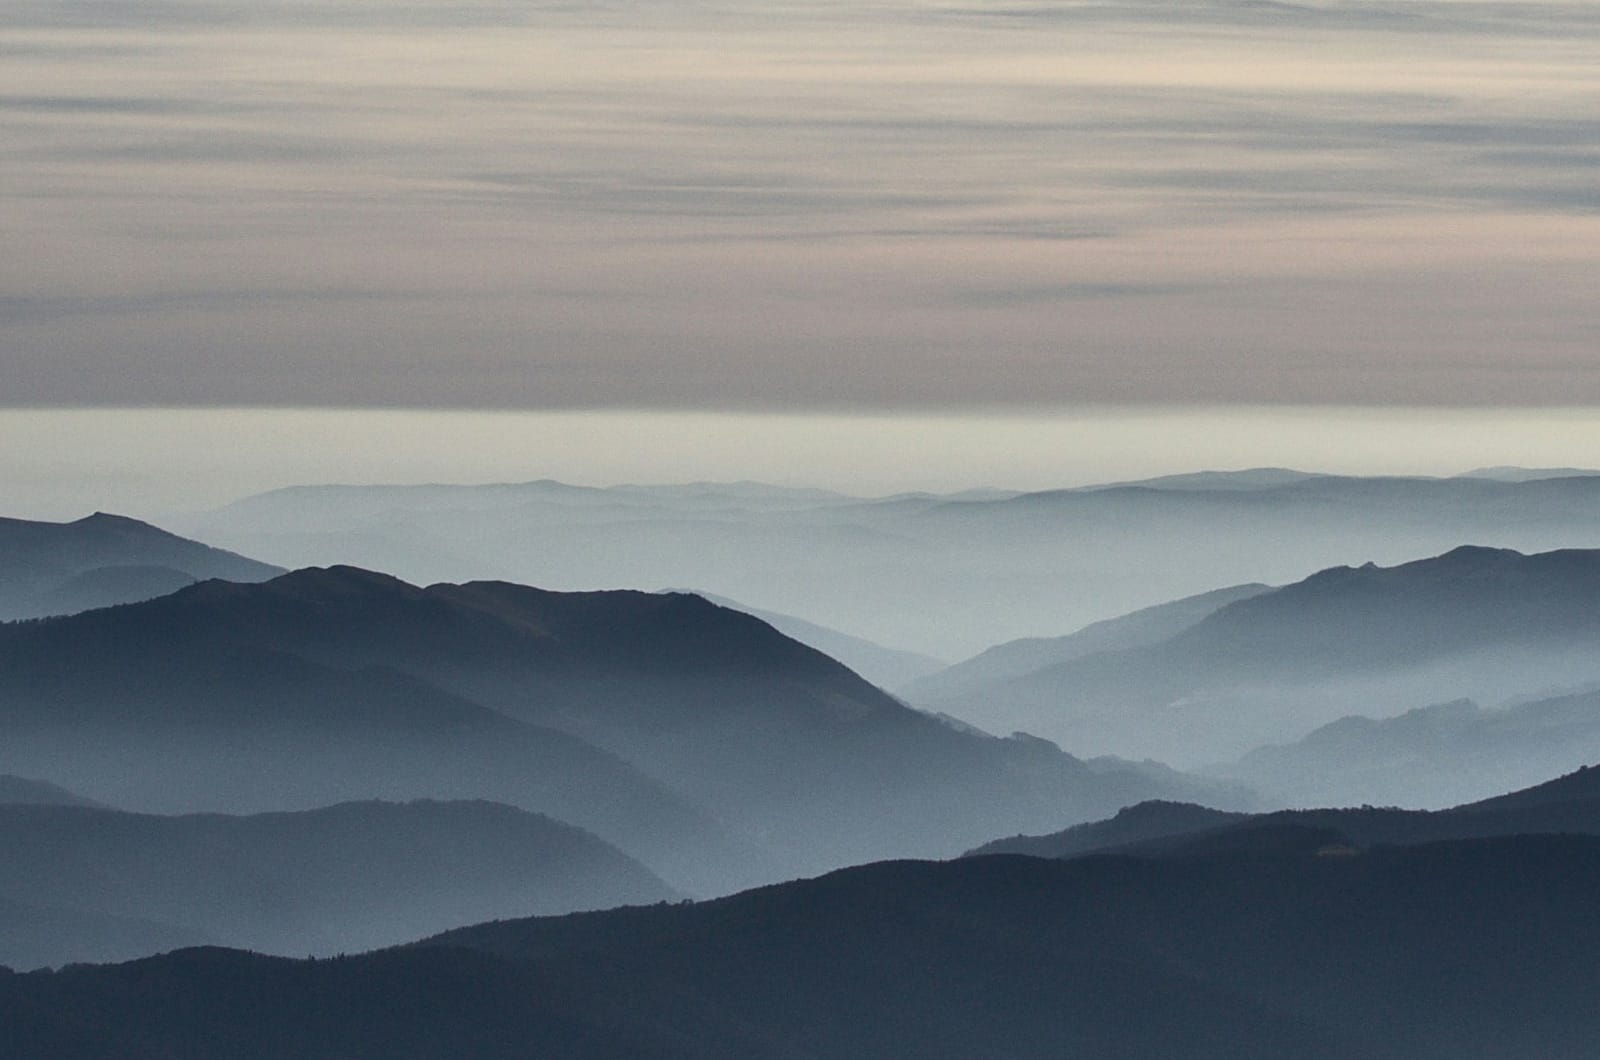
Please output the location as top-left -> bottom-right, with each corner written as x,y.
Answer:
6,0 -> 1600,1048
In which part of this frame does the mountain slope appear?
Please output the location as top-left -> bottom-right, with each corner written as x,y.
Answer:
0,595 -> 765,896
1220,689 -> 1600,808
968,762 -> 1600,863
929,546 -> 1600,765
10,833 -> 1600,1058
0,512 -> 281,620
0,800 -> 675,967
904,581 -> 1271,704
0,566 -> 1248,882
663,588 -> 946,689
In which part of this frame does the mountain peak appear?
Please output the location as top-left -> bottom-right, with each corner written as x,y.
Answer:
72,511 -> 149,528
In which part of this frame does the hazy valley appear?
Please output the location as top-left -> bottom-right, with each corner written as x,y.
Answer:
6,467 -> 1600,1057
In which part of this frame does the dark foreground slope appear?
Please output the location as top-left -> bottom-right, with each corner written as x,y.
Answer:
0,800 -> 674,968
0,512 -> 281,619
8,834 -> 1600,1059
0,566 -> 1244,883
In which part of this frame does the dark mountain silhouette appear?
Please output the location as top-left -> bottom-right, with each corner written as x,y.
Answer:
0,512 -> 281,620
11,832 -> 1600,1058
1221,689 -> 1600,808
0,565 -> 1246,886
179,470 -> 1600,661
0,775 -> 103,808
0,799 -> 674,968
904,581 -> 1271,703
927,545 -> 1600,765
967,763 -> 1600,863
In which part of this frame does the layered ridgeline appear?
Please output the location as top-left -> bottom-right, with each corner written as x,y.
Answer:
0,566 -> 1241,893
1222,687 -> 1600,809
0,512 -> 281,620
0,800 -> 673,970
178,470 -> 1600,660
916,546 -> 1600,771
11,771 -> 1600,1058
0,578 -> 766,896
969,763 -> 1600,861
902,582 -> 1271,703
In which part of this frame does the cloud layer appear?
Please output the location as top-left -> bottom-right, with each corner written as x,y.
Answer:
3,0 -> 1598,407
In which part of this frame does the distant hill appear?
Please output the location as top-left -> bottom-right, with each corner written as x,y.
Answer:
0,566 -> 1243,890
966,763 -> 1600,863
1457,466 -> 1600,482
926,545 -> 1600,765
966,800 -> 1249,859
1220,689 -> 1600,808
0,799 -> 674,968
904,582 -> 1270,703
0,512 -> 280,620
11,832 -> 1600,1058
0,776 -> 102,809
1084,468 -> 1331,492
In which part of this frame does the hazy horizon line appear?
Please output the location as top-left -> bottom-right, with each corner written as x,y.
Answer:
4,404 -> 1600,521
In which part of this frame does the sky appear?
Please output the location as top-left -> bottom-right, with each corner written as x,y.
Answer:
4,0 -> 1599,412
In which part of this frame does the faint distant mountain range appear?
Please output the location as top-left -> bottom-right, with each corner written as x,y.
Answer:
0,799 -> 674,970
0,565 -> 1244,893
0,512 -> 280,620
917,545 -> 1600,767
1458,466 -> 1600,481
13,766 -> 1600,1058
175,468 -> 1600,659
1218,685 -> 1600,809
903,581 -> 1270,701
